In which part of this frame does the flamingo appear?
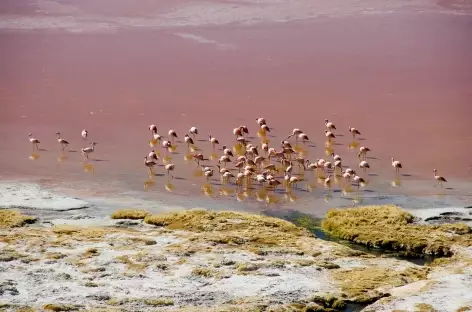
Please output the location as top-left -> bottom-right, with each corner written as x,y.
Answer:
217,165 -> 230,175
153,132 -> 162,142
149,124 -> 157,132
261,142 -> 269,154
254,174 -> 267,187
222,145 -> 234,157
218,155 -> 231,167
359,146 -> 371,159
334,160 -> 342,174
331,153 -> 342,161
289,176 -> 300,187
237,155 -> 247,163
168,130 -> 178,142
165,163 -> 175,178
149,125 -> 161,141
189,126 -> 198,139
267,148 -> 277,159
144,156 -> 156,175
184,134 -> 194,148
281,140 -> 292,147
349,127 -> 361,139
148,150 -> 158,161
82,142 -> 97,160
391,158 -> 402,174
263,163 -> 277,172
81,129 -> 88,140
254,156 -> 265,167
359,160 -> 370,172
247,145 -> 258,157
28,133 -> 40,151
433,169 -> 447,187
222,171 -> 235,183
233,126 -> 243,138
325,130 -> 336,141
240,125 -> 249,136
256,117 -> 266,126
325,119 -> 336,131
345,168 -> 356,175
162,140 -> 172,156
342,171 -> 352,186
201,166 -> 212,173
298,133 -> 309,144
192,153 -> 205,165
287,128 -> 303,140
324,175 -> 332,192
209,135 -> 219,149
205,169 -> 214,181
56,132 -> 69,151
235,160 -> 245,172
267,179 -> 281,190
352,175 -> 365,190
261,124 -> 270,133
306,160 -> 319,171
236,172 -> 245,186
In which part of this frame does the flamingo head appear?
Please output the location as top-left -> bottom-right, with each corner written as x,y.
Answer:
325,119 -> 328,123
28,133 -> 32,137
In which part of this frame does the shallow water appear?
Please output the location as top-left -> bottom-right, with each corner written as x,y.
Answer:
1,0 -> 471,213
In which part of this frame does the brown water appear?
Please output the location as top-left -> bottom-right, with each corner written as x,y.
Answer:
1,0 -> 471,211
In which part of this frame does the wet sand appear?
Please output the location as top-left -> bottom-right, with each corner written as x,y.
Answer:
1,0 -> 472,213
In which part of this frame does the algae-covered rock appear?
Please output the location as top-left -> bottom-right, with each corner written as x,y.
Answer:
110,209 -> 151,220
0,209 -> 37,228
322,205 -> 472,256
331,266 -> 429,303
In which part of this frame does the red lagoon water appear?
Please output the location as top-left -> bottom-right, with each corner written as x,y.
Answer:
0,2 -> 471,203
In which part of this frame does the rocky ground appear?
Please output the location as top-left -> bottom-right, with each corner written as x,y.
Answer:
0,207 -> 471,312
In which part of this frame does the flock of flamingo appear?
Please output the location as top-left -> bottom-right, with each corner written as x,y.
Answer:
27,117 -> 448,202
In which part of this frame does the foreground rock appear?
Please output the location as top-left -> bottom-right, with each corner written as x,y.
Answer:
322,205 -> 472,257
0,208 -> 471,311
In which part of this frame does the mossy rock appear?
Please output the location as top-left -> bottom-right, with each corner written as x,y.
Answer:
111,209 -> 151,220
144,298 -> 174,306
0,210 -> 37,228
191,267 -> 214,277
314,261 -> 340,270
415,303 -> 437,312
331,266 -> 428,303
144,209 -> 312,249
43,303 -> 79,311
322,205 -> 472,256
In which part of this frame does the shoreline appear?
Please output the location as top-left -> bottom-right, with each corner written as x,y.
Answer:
1,178 -> 471,220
